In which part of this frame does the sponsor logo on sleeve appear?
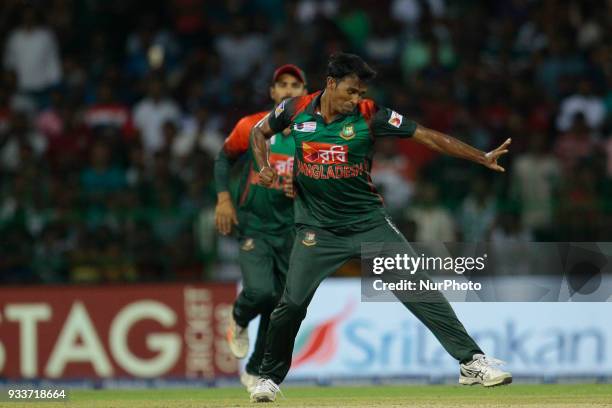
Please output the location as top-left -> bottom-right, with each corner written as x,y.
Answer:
388,111 -> 403,128
294,121 -> 317,132
275,100 -> 287,118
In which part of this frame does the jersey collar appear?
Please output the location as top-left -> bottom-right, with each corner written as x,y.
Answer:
304,90 -> 359,123
304,90 -> 323,117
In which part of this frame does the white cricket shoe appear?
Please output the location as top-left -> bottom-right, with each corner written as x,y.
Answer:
459,354 -> 513,387
226,315 -> 249,359
241,371 -> 258,393
250,378 -> 281,403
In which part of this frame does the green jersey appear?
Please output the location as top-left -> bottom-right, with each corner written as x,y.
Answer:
215,111 -> 295,237
268,91 -> 417,232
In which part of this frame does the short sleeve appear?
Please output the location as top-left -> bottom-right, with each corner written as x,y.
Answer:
370,106 -> 417,138
222,116 -> 255,158
268,98 -> 296,134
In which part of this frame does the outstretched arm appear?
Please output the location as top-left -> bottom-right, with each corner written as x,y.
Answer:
367,104 -> 510,172
413,125 -> 511,172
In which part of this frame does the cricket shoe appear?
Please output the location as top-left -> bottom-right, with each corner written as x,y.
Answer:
250,378 -> 282,403
459,354 -> 512,387
241,371 -> 258,393
226,315 -> 249,359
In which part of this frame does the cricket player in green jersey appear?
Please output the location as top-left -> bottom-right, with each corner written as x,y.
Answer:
248,53 -> 513,402
214,64 -> 307,392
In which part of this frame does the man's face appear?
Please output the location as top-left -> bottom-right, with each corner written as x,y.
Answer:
327,74 -> 368,114
270,73 -> 306,104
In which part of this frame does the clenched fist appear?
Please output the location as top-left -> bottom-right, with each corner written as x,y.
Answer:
258,166 -> 278,187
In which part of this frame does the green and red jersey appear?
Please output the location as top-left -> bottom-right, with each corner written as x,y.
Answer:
268,91 -> 417,232
217,111 -> 296,237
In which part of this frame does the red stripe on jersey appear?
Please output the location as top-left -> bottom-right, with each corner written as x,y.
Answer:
290,91 -> 321,121
358,99 -> 377,122
359,99 -> 377,140
239,167 -> 256,205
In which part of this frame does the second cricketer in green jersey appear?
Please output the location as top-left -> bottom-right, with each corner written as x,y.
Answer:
213,64 -> 307,391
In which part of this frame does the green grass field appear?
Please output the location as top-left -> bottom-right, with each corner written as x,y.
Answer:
3,384 -> 612,408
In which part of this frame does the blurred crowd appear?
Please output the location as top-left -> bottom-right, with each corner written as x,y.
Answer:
1,0 -> 611,284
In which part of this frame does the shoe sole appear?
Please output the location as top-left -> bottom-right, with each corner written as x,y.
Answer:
250,394 -> 276,403
459,374 -> 513,387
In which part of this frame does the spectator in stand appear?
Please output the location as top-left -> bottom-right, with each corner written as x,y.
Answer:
557,161 -> 602,241
84,82 -> 135,140
535,38 -> 586,99
458,174 -> 497,241
556,79 -> 606,132
214,16 -> 269,82
401,30 -> 455,82
175,104 -> 224,161
31,223 -> 70,283
35,90 -> 65,139
489,209 -> 533,275
391,0 -> 446,26
1,70 -> 37,115
80,141 -> 127,226
0,111 -> 47,173
512,132 -> 560,239
133,76 -> 181,157
364,14 -> 401,66
125,16 -> 181,79
406,182 -> 455,242
0,224 -> 35,283
159,120 -> 184,175
3,6 -> 62,94
490,209 -> 533,243
38,100 -> 91,175
554,113 -> 598,175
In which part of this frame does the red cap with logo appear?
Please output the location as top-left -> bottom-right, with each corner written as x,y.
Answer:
272,64 -> 307,85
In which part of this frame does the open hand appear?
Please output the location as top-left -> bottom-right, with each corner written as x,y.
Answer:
483,138 -> 511,172
215,198 -> 238,235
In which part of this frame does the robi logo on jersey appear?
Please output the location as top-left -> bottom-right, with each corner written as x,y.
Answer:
302,142 -> 348,165
269,153 -> 293,176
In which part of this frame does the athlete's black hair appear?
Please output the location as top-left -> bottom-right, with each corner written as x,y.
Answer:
326,52 -> 377,82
